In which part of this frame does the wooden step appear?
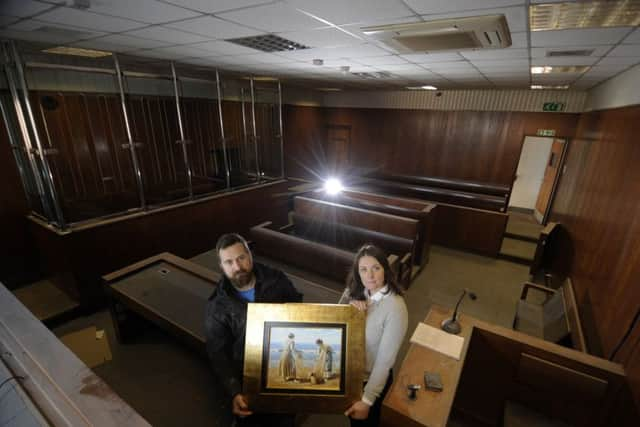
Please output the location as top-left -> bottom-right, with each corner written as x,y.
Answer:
499,237 -> 537,265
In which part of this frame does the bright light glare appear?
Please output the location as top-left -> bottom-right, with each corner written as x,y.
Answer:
324,178 -> 343,195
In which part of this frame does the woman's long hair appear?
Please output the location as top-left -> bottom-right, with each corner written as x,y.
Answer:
345,244 -> 404,300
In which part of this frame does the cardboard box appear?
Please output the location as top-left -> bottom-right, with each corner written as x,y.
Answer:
60,326 -> 112,368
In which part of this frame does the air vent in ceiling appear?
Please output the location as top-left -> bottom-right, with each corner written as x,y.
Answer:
546,49 -> 595,57
225,34 -> 310,53
361,15 -> 511,54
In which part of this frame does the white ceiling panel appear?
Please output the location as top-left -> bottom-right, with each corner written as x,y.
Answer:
0,0 -> 52,18
585,64 -> 631,75
0,28 -> 103,44
165,16 -> 262,39
623,28 -> 640,44
510,32 -> 528,49
87,0 -> 200,25
472,59 -> 530,68
125,26 -> 211,44
339,16 -> 420,39
607,44 -> 640,57
598,56 -> 640,66
287,0 -> 414,26
218,3 -> 325,32
531,56 -> 601,66
352,55 -> 410,66
399,52 -> 464,64
279,27 -> 362,48
8,19 -> 102,39
146,45 -> 219,58
189,40 -> 260,55
530,45 -> 611,58
164,0 -> 273,14
483,71 -> 528,78
423,61 -> 476,70
421,6 -> 528,33
36,7 -> 147,33
404,0 -> 525,16
0,15 -> 20,27
461,48 -> 529,60
242,53 -> 299,64
531,28 -> 631,47
92,34 -> 172,50
368,64 -> 428,72
71,39 -> 140,52
132,48 -> 194,60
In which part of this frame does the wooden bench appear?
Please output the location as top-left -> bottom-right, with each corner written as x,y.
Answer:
305,189 -> 435,267
294,196 -> 420,275
367,171 -> 510,197
249,221 -> 403,290
289,212 -> 413,286
513,278 -> 587,352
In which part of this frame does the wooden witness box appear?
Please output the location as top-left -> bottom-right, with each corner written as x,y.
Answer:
382,306 -> 632,427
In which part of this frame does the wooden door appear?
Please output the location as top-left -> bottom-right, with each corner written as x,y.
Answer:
326,124 -> 350,174
535,138 -> 567,223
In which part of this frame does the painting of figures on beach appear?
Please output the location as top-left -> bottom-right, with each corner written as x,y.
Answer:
262,322 -> 345,393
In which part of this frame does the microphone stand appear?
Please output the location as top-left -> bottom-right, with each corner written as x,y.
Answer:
441,289 -> 477,334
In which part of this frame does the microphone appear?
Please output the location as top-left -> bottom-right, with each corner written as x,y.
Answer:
441,288 -> 477,334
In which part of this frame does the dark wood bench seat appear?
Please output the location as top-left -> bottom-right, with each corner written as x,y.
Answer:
359,178 -> 507,212
367,171 -> 510,197
305,190 -> 435,267
249,221 -> 404,290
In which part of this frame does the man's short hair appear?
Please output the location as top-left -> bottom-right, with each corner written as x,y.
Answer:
215,233 -> 251,257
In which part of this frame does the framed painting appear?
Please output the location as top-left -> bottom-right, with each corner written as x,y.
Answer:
243,303 -> 365,413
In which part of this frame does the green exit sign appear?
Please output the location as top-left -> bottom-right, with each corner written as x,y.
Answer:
543,102 -> 565,112
537,129 -> 556,137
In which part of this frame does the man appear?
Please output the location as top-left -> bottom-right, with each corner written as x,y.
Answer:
204,233 -> 302,427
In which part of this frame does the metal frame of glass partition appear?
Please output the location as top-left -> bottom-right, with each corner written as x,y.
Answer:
0,40 -> 285,231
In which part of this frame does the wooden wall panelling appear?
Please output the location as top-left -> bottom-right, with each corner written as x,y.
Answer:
283,105 -> 327,179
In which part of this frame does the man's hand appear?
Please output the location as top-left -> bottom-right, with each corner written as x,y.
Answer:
344,400 -> 370,420
232,394 -> 253,417
349,300 -> 368,312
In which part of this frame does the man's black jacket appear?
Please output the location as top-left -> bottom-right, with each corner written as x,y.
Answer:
204,262 -> 302,398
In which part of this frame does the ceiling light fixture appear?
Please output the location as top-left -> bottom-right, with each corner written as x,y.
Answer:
530,1 -> 640,31
531,84 -> 570,90
312,59 -> 324,66
531,65 -> 590,74
406,85 -> 438,90
340,66 -> 350,74
42,46 -> 112,58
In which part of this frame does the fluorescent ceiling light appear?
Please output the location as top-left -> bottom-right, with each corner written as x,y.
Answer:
245,76 -> 279,81
42,46 -> 112,58
317,88 -> 342,91
531,84 -> 570,89
530,1 -> 640,31
407,85 -> 438,90
531,65 -> 590,74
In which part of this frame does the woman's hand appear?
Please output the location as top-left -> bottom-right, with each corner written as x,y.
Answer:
349,300 -> 368,312
344,400 -> 370,419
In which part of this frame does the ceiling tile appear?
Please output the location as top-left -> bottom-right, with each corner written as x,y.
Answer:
242,53 -> 299,64
0,27 -> 103,44
218,3 -> 325,32
190,40 -> 260,55
531,28 -> 631,47
125,26 -> 211,44
92,34 -> 173,49
586,64 -> 631,75
70,39 -> 140,52
421,6 -> 528,33
423,61 -> 475,70
624,28 -> 640,44
8,19 -> 102,39
279,27 -> 362,48
36,7 -> 147,33
482,71 -> 527,78
339,16 -> 420,39
352,55 -> 409,66
0,15 -> 20,27
510,32 -> 528,49
131,48 -> 193,60
164,0 -> 273,14
530,45 -> 611,58
87,0 -> 199,25
0,0 -> 53,18
145,44 -> 218,58
607,44 -> 640,57
404,0 -> 525,15
461,48 -> 528,60
472,59 -> 530,69
287,0 -> 414,26
399,52 -> 464,64
531,56 -> 601,66
597,56 -> 640,66
165,15 -> 262,39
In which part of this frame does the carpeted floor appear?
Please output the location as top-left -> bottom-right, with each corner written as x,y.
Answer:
50,245 -> 530,427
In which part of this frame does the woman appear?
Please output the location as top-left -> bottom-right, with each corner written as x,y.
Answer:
342,244 -> 408,426
279,332 -> 298,381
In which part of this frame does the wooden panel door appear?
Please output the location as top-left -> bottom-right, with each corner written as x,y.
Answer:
535,138 -> 566,223
326,124 -> 350,174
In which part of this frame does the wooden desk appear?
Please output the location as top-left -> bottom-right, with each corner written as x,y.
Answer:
382,305 -> 470,427
382,305 -> 634,427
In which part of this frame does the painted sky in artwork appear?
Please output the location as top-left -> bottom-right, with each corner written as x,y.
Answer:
269,326 -> 342,348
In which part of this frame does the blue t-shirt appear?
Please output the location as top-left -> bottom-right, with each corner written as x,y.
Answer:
237,288 -> 255,302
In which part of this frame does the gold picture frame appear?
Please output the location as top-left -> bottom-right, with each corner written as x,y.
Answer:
243,303 -> 365,413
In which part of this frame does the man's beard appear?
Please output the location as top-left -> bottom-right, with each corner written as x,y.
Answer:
230,269 -> 253,288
